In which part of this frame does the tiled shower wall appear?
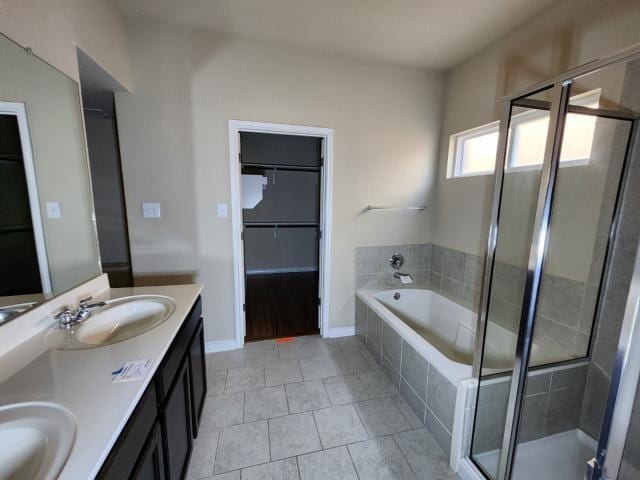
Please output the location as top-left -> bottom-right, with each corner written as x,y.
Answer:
472,363 -> 588,454
489,261 -> 598,359
579,62 -> 640,457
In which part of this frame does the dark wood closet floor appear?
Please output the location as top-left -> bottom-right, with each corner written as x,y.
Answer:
245,271 -> 319,342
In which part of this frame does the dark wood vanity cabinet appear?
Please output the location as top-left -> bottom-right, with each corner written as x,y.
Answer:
98,296 -> 205,480
132,423 -> 166,480
187,320 -> 207,433
160,358 -> 192,479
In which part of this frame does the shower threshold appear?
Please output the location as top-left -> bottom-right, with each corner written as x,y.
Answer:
474,429 -> 596,480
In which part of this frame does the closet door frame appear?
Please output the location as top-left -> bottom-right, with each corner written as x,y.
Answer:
228,120 -> 334,349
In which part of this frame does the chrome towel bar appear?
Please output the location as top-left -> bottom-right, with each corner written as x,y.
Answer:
366,205 -> 426,211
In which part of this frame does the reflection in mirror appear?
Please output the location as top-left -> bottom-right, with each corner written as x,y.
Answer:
0,33 -> 101,325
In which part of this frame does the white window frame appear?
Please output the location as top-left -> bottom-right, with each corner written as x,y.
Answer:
447,88 -> 602,178
447,121 -> 500,178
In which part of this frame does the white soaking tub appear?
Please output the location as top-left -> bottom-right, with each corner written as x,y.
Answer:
358,288 -> 566,385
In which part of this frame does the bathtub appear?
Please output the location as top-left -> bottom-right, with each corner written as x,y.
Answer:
357,286 -> 588,475
358,288 -> 475,384
357,287 -> 567,385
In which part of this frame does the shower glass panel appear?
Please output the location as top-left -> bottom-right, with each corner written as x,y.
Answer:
512,72 -> 634,479
468,49 -> 640,480
470,87 -> 554,480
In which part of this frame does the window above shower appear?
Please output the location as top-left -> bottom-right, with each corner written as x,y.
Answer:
447,89 -> 601,178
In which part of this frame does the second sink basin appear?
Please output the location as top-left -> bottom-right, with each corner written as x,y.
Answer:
49,295 -> 176,350
0,402 -> 76,480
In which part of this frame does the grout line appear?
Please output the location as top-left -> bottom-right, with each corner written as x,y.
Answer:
283,383 -> 291,415
241,390 -> 246,424
391,433 -> 421,479
266,417 -> 272,462
345,442 -> 362,480
310,408 -> 325,450
294,455 -> 302,479
424,362 -> 430,424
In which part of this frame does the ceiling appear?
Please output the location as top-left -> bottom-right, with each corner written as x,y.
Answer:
115,0 -> 559,69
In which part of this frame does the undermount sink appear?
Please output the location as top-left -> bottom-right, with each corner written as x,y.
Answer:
0,402 -> 76,480
48,295 -> 176,350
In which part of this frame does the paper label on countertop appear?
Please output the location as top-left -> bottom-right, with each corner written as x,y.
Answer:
112,359 -> 152,383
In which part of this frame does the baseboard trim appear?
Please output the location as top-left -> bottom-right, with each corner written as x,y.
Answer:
327,326 -> 356,338
205,339 -> 241,353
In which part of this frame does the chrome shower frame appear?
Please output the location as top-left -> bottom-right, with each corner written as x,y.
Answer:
467,41 -> 640,480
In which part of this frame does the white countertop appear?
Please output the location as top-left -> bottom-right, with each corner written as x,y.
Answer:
0,284 -> 203,480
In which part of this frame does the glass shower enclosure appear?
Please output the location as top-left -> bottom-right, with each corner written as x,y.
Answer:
468,46 -> 640,480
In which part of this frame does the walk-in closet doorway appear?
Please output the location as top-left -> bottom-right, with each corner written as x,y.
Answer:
229,121 -> 333,346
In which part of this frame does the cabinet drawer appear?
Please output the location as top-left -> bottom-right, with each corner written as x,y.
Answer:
157,296 -> 202,399
97,383 -> 158,480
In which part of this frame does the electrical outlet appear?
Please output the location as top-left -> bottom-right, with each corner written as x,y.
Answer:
46,202 -> 61,219
217,203 -> 228,218
142,202 -> 161,218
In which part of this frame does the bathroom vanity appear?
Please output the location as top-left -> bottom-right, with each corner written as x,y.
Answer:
97,293 -> 206,480
0,282 -> 205,480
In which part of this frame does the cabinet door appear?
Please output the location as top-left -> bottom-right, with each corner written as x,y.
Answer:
161,358 -> 193,480
132,423 -> 166,480
97,384 -> 158,480
188,318 -> 207,436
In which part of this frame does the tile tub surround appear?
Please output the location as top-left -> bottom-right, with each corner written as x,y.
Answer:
193,335 -> 461,480
356,244 -> 431,290
355,295 -> 461,461
357,242 -> 605,361
355,243 -> 484,312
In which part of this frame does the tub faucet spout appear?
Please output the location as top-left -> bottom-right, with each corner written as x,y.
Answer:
393,272 -> 413,284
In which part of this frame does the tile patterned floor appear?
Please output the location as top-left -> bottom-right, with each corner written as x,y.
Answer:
188,335 -> 460,480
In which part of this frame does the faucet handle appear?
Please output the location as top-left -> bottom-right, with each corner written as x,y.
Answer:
54,308 -> 71,319
78,297 -> 93,307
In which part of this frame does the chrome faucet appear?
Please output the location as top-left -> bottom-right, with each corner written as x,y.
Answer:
54,296 -> 107,330
393,272 -> 413,281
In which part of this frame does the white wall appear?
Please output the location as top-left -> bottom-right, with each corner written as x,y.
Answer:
116,20 -> 444,341
0,0 -> 131,88
433,0 -> 640,260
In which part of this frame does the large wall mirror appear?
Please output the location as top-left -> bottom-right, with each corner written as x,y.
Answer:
0,33 -> 101,325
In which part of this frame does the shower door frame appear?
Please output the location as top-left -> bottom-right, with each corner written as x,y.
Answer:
468,42 -> 640,480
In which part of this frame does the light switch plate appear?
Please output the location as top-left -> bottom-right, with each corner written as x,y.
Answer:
217,203 -> 228,218
142,202 -> 161,218
46,202 -> 61,219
